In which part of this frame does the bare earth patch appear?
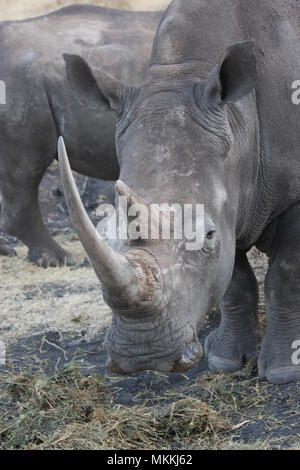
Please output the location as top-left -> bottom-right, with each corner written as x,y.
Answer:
0,236 -> 111,344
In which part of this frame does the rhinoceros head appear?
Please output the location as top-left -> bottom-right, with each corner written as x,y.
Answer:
61,37 -> 257,374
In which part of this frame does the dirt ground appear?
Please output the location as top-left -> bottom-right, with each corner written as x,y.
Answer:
0,0 -> 170,21
1,167 -> 300,450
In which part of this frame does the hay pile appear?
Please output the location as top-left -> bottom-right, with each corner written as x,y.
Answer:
0,366 -> 230,450
1,355 -> 300,449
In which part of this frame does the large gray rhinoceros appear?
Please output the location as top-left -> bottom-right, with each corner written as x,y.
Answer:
0,4 -> 161,266
58,0 -> 300,384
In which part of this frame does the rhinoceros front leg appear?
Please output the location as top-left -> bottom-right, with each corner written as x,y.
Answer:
205,250 -> 259,372
258,203 -> 300,384
0,178 -> 76,267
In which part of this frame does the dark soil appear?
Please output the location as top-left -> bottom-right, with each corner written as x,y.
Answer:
2,308 -> 300,449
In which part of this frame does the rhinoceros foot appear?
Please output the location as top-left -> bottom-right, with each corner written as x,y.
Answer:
0,239 -> 17,257
205,324 -> 259,374
258,331 -> 300,385
27,246 -> 77,268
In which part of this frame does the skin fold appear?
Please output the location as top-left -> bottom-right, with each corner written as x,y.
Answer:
61,0 -> 299,384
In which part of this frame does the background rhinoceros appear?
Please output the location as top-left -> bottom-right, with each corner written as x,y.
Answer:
0,4 -> 161,266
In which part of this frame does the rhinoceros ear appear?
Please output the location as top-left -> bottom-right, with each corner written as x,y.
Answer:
63,54 -> 135,114
206,41 -> 257,104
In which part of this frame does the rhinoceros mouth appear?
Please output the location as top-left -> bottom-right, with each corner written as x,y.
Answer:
106,341 -> 203,375
104,315 -> 202,374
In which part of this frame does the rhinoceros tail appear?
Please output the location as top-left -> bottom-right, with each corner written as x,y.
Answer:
43,76 -> 61,139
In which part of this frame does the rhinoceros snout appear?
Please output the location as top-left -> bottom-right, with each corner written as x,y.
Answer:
172,340 -> 203,373
105,340 -> 203,375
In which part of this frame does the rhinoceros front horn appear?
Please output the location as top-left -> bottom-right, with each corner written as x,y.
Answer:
57,137 -> 162,311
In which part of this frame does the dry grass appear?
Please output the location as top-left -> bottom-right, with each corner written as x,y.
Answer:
0,220 -> 297,450
0,366 -> 231,450
0,235 -> 111,344
0,0 -> 170,21
1,363 -> 297,450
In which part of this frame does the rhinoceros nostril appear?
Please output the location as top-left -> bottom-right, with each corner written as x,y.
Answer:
106,359 -> 130,376
172,341 -> 203,373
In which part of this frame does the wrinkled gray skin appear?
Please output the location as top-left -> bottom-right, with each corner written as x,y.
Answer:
0,5 -> 161,266
63,0 -> 300,384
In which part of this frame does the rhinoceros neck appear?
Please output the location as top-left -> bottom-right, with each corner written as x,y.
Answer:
149,0 -> 241,79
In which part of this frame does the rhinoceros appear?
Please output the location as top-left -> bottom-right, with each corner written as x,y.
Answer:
58,0 -> 300,384
0,4 -> 161,266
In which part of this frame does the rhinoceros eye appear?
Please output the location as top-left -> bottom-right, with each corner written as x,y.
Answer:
206,230 -> 216,241
203,229 -> 217,253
